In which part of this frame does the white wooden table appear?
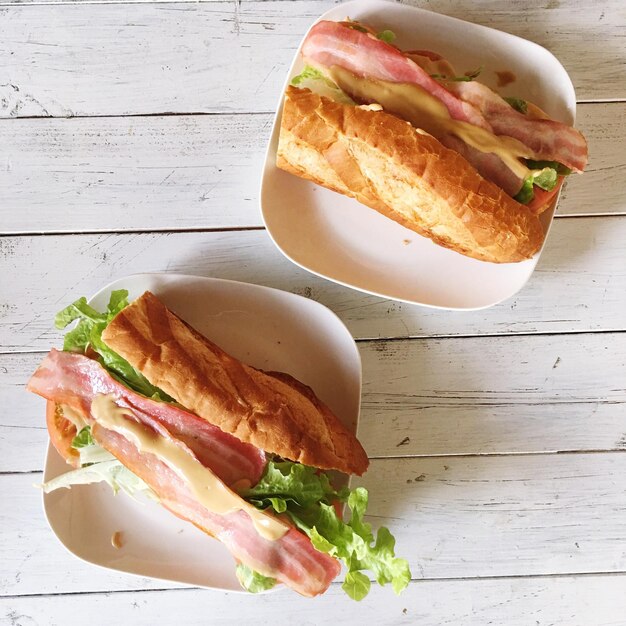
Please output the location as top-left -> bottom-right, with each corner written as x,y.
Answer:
1,0 -> 626,623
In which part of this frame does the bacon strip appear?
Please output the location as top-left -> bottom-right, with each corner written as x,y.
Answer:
303,21 -> 490,129
93,416 -> 340,596
446,81 -> 588,172
302,21 -> 588,180
440,135 -> 523,197
28,350 -> 341,596
28,349 -> 266,486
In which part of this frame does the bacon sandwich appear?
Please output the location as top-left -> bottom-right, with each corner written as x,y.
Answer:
276,20 -> 588,263
27,289 -> 409,599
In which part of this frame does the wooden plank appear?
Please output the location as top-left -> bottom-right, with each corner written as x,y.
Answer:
0,1 -> 623,119
5,331 -> 626,471
360,332 -> 626,458
0,113 -> 272,233
560,103 -> 626,216
3,452 -> 626,595
2,217 -> 626,353
2,575 -> 626,626
0,103 -> 621,234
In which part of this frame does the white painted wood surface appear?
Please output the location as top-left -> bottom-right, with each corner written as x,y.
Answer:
1,0 -> 625,624
0,1 -> 623,119
0,103 -> 624,233
2,218 -> 626,352
3,576 -> 626,626
5,330 -> 625,471
3,453 -> 626,597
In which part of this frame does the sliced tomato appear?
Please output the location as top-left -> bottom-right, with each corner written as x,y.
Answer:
527,177 -> 564,215
46,401 -> 81,468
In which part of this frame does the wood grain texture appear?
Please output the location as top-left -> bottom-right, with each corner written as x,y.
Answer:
0,102 -> 620,233
3,452 -> 626,595
360,332 -> 626,458
6,330 -> 626,471
0,113 -> 272,233
2,217 -> 625,353
0,0 -> 623,119
3,575 -> 626,626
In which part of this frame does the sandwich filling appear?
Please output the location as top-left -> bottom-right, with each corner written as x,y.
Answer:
27,290 -> 411,600
293,20 -> 587,213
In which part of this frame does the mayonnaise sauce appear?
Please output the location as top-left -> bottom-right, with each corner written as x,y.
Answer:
326,65 -> 534,180
59,404 -> 88,432
91,395 -> 288,542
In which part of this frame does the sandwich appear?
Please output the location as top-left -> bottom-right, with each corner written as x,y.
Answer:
276,20 -> 588,263
27,289 -> 410,599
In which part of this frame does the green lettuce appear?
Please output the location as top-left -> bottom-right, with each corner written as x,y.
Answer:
291,65 -> 327,87
291,66 -> 355,105
514,165 -> 561,204
235,564 -> 277,593
71,426 -> 94,448
526,159 -> 572,176
69,425 -> 119,465
376,30 -> 396,44
55,290 -> 172,402
41,458 -> 155,499
42,423 -> 156,497
504,96 -> 528,114
242,460 -> 411,600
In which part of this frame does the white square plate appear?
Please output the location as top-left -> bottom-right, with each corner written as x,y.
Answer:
260,0 -> 577,310
42,273 -> 362,591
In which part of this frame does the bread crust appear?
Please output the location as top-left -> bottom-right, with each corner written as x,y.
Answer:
277,86 -> 544,264
101,291 -> 369,476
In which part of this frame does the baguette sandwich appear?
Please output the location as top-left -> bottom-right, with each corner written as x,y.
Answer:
276,20 -> 588,263
27,289 -> 410,599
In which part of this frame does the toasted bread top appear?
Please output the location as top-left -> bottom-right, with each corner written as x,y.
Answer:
102,291 -> 369,476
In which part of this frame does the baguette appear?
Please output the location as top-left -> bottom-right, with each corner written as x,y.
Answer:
277,85 -> 544,264
101,291 -> 369,476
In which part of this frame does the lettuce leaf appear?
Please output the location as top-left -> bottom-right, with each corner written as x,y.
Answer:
68,425 -> 119,465
242,460 -> 411,600
71,426 -> 95,448
41,423 -> 154,498
515,165 -> 560,204
526,159 -> 572,176
40,459 -> 155,499
291,66 -> 355,105
55,290 -> 173,402
376,30 -> 396,44
504,97 -> 528,114
291,65 -> 328,87
244,460 -> 346,508
235,564 -> 277,593
533,167 -> 558,191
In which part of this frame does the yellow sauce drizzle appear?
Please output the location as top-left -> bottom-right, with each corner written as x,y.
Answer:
324,65 -> 535,180
59,404 -> 88,431
91,395 -> 288,542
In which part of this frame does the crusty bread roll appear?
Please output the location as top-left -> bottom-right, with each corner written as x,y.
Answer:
101,291 -> 369,476
277,86 -> 544,264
